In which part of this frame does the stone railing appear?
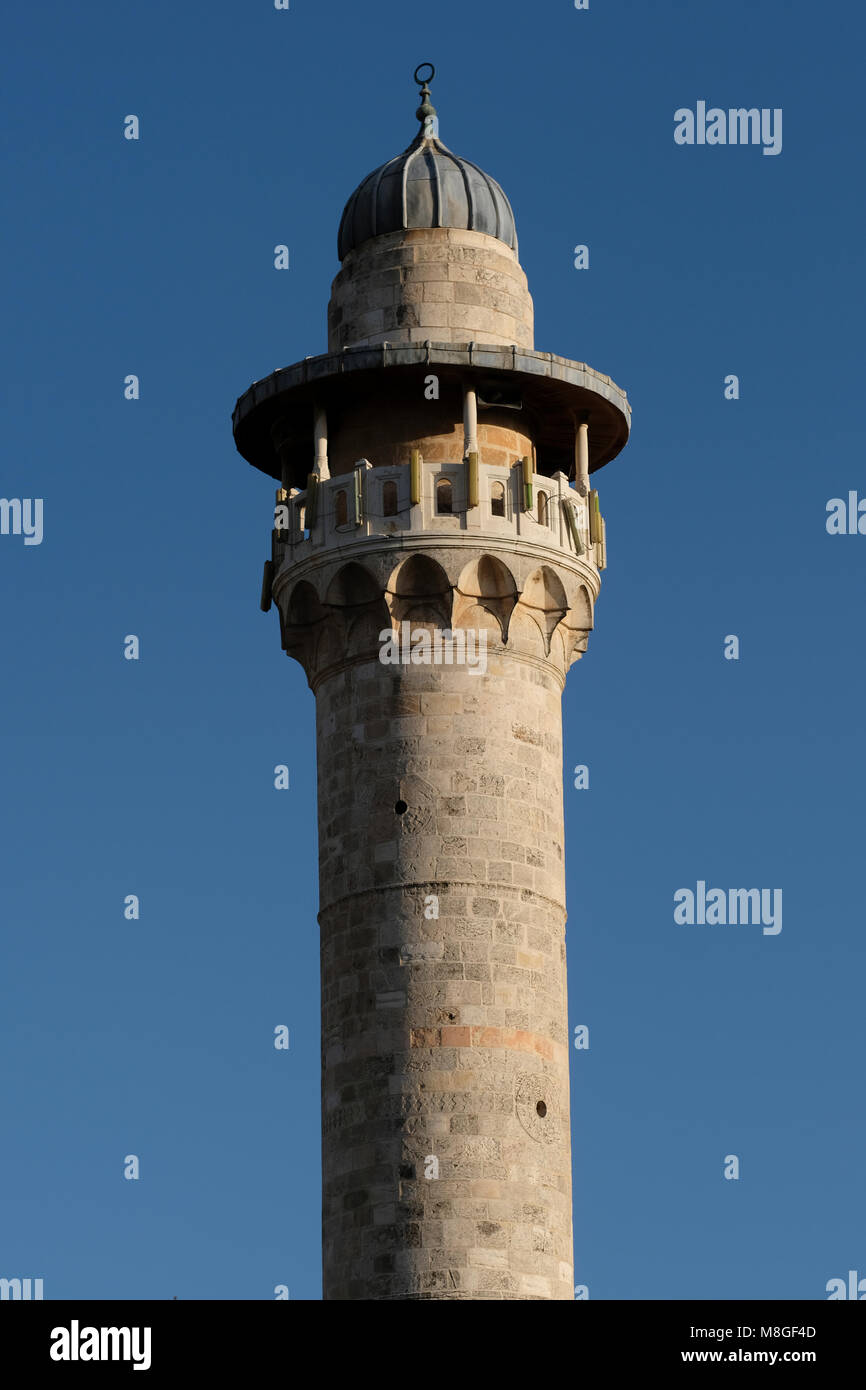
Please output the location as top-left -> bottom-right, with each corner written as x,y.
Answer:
269,458 -> 605,572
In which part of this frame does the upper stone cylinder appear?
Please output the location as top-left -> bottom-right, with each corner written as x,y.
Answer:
328,122 -> 535,352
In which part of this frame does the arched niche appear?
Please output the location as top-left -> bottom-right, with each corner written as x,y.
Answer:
324,563 -> 389,664
557,582 -> 594,669
512,565 -> 570,654
281,579 -> 327,675
325,562 -> 382,609
287,580 -> 326,627
386,554 -> 453,629
453,554 -> 518,640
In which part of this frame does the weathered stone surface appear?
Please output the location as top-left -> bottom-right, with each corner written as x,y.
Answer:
328,227 -> 534,352
273,516 -> 595,1298
233,98 -> 630,1295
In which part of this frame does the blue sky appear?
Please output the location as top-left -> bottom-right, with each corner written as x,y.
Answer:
1,0 -> 864,1300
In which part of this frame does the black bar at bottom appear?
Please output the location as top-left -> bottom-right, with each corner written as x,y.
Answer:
2,1299 -> 861,1377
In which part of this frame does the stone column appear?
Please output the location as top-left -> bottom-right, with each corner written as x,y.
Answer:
279,542 -> 595,1300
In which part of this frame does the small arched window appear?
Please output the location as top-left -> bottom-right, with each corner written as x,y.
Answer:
537,491 -> 549,527
491,481 -> 506,518
334,489 -> 348,526
436,477 -> 453,514
383,480 -> 398,517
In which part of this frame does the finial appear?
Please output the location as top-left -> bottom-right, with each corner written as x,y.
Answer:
414,62 -> 438,138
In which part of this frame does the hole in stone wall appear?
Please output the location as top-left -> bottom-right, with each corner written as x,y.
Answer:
536,1100 -> 547,1118
395,800 -> 408,815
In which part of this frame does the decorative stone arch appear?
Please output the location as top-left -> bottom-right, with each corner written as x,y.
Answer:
324,562 -> 381,609
510,565 -> 570,655
453,553 -> 518,641
287,579 -> 327,626
280,579 -> 327,674
555,581 -> 594,669
572,582 -> 593,632
324,562 -> 389,665
386,553 -> 452,629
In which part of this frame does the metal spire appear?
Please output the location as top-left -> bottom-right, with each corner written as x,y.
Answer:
414,63 -> 438,139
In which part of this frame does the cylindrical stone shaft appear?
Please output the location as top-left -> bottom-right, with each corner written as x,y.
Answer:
316,650 -> 574,1300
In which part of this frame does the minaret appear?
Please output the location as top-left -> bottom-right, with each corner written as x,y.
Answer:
233,65 -> 630,1301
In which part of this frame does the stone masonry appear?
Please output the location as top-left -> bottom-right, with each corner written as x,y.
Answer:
232,68 -> 630,1299
279,531 -> 596,1299
328,227 -> 534,352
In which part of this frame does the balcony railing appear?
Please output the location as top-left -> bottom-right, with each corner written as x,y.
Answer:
269,457 -> 605,571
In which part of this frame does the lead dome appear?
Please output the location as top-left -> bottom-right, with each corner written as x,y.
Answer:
337,67 -> 517,260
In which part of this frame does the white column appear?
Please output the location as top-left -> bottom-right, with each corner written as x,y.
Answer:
463,386 -> 478,458
575,415 -> 590,496
314,406 -> 330,480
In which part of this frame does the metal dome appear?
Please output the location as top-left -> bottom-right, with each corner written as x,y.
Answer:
337,66 -> 518,261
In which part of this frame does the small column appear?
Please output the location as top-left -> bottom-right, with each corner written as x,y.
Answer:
314,406 -> 330,481
464,385 -> 479,509
463,385 -> 478,457
574,413 -> 590,497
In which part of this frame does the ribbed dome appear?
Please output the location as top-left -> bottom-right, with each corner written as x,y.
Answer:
338,131 -> 518,261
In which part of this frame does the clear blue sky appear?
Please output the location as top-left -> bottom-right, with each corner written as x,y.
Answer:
2,0 -> 864,1300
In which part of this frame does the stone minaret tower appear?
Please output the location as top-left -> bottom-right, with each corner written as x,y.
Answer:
233,66 -> 630,1300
